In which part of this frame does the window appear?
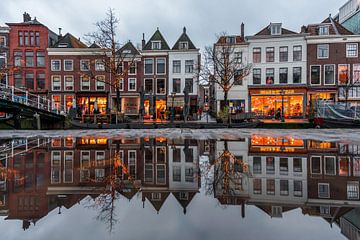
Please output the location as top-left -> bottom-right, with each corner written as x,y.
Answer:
339,157 -> 350,176
128,78 -> 136,91
318,183 -> 330,198
36,73 -> 45,90
119,79 -> 124,91
279,68 -> 288,84
226,36 -> 235,44
0,36 -> 5,47
253,157 -> 262,174
144,59 -> 153,74
185,148 -> 194,162
270,24 -> 281,35
253,178 -> 262,194
14,51 -> 22,67
144,79 -> 153,94
51,60 -> 61,71
253,68 -> 261,84
151,193 -> 161,200
346,43 -> 358,58
157,165 -> 166,184
234,69 -> 243,85
14,73 -> 22,88
145,165 -> 153,183
25,51 -> 34,67
266,179 -> 275,195
185,78 -> 193,93
30,31 -> 34,46
279,158 -> 288,173
18,31 -> 23,46
279,47 -> 288,62
311,66 -> 321,85
354,64 -> 360,83
324,156 -> 336,175
347,182 -> 359,200
319,26 -> 329,35
293,158 -> 302,172
80,60 -> 90,71
317,44 -> 329,59
185,167 -> 194,182
293,46 -> 302,61
36,52 -> 45,67
95,60 -> 105,71
266,157 -> 275,174
179,41 -> 188,50
173,148 -> 181,162
25,73 -> 34,89
266,68 -> 274,85
185,60 -> 194,73
64,60 -> 73,71
156,78 -> 165,94
96,75 -> 106,91
338,64 -> 350,85
152,41 -> 161,50
311,156 -> 322,174
235,52 -> 242,63
266,47 -> 274,62
129,62 -> 136,74
173,60 -> 181,73
294,181 -> 303,197
156,58 -> 166,74
81,75 -> 90,91
51,151 -> 61,183
253,48 -> 261,63
64,151 -> 73,183
280,180 -> 289,196
173,166 -> 181,182
180,192 -> 188,200
35,32 -> 40,46
322,65 -> 335,85
24,31 -> 29,46
51,76 -> 61,91
64,76 -> 74,91
173,78 -> 181,93
293,67 -> 302,84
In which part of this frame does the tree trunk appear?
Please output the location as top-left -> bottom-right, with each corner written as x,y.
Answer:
116,87 -> 121,112
223,91 -> 228,110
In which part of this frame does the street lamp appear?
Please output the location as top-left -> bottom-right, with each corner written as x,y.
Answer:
280,89 -> 285,123
171,92 -> 176,123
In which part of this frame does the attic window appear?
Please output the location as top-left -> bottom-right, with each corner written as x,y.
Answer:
58,43 -> 68,48
179,41 -> 188,50
122,50 -> 131,54
319,26 -> 329,35
270,24 -> 282,35
151,41 -> 161,50
226,36 -> 235,44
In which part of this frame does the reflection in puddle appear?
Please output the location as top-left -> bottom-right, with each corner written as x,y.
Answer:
0,135 -> 359,239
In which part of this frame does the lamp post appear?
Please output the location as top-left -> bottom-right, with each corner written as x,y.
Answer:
171,92 -> 176,123
280,89 -> 285,123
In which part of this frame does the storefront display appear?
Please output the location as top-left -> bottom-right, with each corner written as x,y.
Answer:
143,99 -> 167,120
77,96 -> 107,115
122,97 -> 139,115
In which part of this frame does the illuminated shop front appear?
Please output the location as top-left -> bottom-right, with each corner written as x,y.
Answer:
308,90 -> 336,107
143,99 -> 167,120
77,96 -> 107,114
250,88 -> 306,118
64,95 -> 75,112
220,100 -> 245,113
121,97 -> 139,115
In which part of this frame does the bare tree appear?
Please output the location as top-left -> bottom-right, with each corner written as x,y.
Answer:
200,33 -> 252,112
85,8 -> 138,113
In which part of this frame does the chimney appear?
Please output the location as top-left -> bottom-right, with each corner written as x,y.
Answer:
141,33 -> 145,49
241,22 -> 245,39
183,26 -> 187,34
23,12 -> 31,22
58,28 -> 62,37
300,25 -> 307,33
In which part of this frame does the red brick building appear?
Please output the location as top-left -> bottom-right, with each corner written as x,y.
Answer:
0,26 -> 9,86
6,12 -> 58,95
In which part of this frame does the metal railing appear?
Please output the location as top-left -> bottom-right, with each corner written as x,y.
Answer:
0,83 -> 67,115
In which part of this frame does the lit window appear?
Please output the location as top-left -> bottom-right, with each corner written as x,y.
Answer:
51,76 -> 61,91
266,68 -> 274,85
338,64 -> 349,85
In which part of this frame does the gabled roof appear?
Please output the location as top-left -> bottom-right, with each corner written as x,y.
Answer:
172,191 -> 197,214
89,42 -> 101,48
117,41 -> 140,56
172,27 -> 197,50
304,15 -> 354,36
143,28 -> 170,51
254,23 -> 297,36
142,191 -> 170,212
52,33 -> 88,48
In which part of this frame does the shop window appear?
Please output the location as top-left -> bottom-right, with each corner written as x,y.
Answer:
25,73 -> 34,89
318,183 -> 330,198
266,68 -> 274,84
173,78 -> 181,93
253,178 -> 262,194
346,43 -> 358,58
14,51 -> 22,67
173,60 -> 181,73
95,59 -> 105,71
185,60 -> 194,73
156,79 -> 165,94
266,179 -> 275,195
144,79 -> 153,94
279,47 -> 288,62
324,65 -> 335,85
36,73 -> 45,90
52,95 -> 61,110
156,58 -> 166,74
64,60 -> 73,71
80,60 -> 90,71
253,48 -> 261,63
253,68 -> 261,84
294,181 -> 303,197
293,158 -> 302,172
81,75 -> 90,91
144,59 -> 153,74
96,75 -> 106,91
65,95 -> 74,111
36,51 -> 45,67
280,180 -> 289,196
293,46 -> 302,61
185,78 -> 193,92
279,68 -> 288,84
266,47 -> 274,62
317,44 -> 329,59
338,64 -> 350,85
51,60 -> 61,71
51,76 -> 61,91
25,51 -> 34,67
311,66 -> 321,85
293,67 -> 301,84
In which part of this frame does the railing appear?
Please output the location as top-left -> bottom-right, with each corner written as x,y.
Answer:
0,83 -> 67,115
316,100 -> 360,120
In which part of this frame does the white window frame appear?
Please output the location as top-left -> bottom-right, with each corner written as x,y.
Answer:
347,181 -> 359,200
185,60 -> 194,74
323,64 -> 336,86
95,59 -> 105,71
338,64 -> 350,85
128,62 -> 137,75
95,150 -> 106,167
156,78 -> 166,95
80,59 -> 90,71
319,26 -> 329,35
51,75 -> 61,91
156,58 -> 166,75
346,43 -> 358,58
80,75 -> 90,91
64,75 -> 74,91
151,41 -> 161,50
128,78 -> 136,91
324,156 -> 336,175
51,151 -> 61,184
80,150 -> 91,169
179,41 -> 188,50
51,59 -> 61,71
128,150 -> 137,178
156,164 -> 166,185
173,60 -> 181,74
310,156 -> 322,174
144,78 -> 154,94
63,59 -> 74,71
144,58 -> 154,75
310,65 -> 322,86
318,183 -> 330,198
63,151 -> 74,183
96,75 -> 106,91
317,44 -> 329,59
0,36 -> 6,47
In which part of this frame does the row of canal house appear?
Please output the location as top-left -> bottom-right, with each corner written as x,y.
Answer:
214,16 -> 360,118
1,12 -> 200,120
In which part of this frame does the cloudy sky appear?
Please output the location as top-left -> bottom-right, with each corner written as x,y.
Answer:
0,0 -> 344,49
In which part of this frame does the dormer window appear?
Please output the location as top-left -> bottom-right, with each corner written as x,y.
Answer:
122,50 -> 131,54
270,23 -> 282,35
179,41 -> 188,50
319,26 -> 329,35
151,41 -> 161,50
58,43 -> 68,48
226,36 -> 235,44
